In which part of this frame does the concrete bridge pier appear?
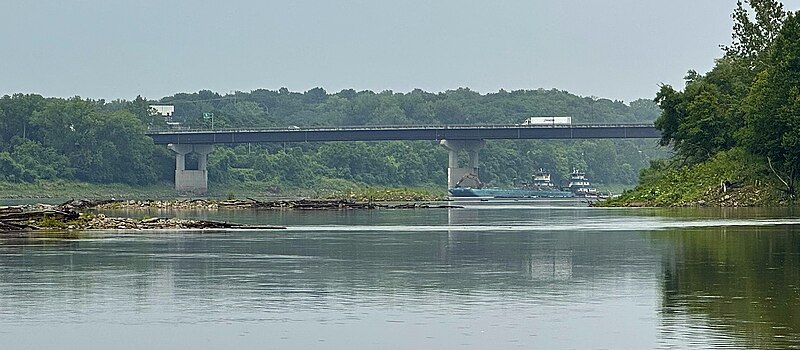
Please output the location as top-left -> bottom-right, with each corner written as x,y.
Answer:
440,139 -> 485,188
168,144 -> 215,193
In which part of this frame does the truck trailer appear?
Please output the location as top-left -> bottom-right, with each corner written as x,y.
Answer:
521,116 -> 572,125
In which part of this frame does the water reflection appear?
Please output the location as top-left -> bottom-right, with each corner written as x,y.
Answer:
0,203 -> 798,349
655,225 -> 800,349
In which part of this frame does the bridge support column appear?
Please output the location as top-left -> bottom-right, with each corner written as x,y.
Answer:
168,144 -> 215,194
440,139 -> 485,188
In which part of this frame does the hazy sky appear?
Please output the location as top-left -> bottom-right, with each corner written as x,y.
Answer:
3,1 -> 799,102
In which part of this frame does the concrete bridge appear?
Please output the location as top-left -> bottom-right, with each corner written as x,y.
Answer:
145,124 -> 660,193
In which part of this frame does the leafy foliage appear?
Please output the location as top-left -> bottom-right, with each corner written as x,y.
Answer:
654,55 -> 757,165
723,0 -> 788,69
0,86 -> 664,189
740,12 -> 800,196
0,96 -> 172,185
602,148 -> 781,207
625,1 -> 800,205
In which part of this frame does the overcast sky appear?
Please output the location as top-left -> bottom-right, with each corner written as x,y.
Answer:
3,1 -> 799,103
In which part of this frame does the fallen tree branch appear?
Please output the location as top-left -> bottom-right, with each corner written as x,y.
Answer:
767,157 -> 794,196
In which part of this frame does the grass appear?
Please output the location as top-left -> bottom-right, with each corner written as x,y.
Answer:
0,180 -> 176,200
0,178 -> 450,202
35,214 -> 92,229
600,148 -> 787,207
332,187 -> 448,202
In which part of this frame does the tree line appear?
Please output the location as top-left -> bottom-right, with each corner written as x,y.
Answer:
0,86 -> 664,190
653,0 -> 800,197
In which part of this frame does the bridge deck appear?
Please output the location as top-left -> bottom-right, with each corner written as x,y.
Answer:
146,124 -> 659,145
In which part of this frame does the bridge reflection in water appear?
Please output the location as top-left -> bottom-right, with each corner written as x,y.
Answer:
444,198 -> 627,283
2,204 -> 797,348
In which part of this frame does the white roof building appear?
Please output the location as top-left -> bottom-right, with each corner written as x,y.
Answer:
150,105 -> 175,117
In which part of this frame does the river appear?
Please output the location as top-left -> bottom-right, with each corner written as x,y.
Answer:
1,200 -> 799,349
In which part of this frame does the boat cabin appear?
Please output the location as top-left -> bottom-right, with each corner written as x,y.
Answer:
532,169 -> 557,188
568,169 -> 598,196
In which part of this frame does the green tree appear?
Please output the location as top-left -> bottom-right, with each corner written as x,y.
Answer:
208,147 -> 239,184
29,98 -> 161,184
654,56 -> 758,164
368,92 -> 410,125
0,94 -> 47,149
723,0 -> 788,68
654,0 -> 789,167
0,152 -> 31,182
94,110 -> 161,184
740,12 -> 800,197
10,139 -> 73,180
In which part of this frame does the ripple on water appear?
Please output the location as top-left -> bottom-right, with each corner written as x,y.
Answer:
279,218 -> 800,234
1,206 -> 799,349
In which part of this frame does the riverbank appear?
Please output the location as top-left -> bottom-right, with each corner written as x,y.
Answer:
0,197 -> 461,232
0,200 -> 287,232
598,149 -> 789,207
0,180 -> 176,200
0,180 -> 447,202
96,198 -> 462,210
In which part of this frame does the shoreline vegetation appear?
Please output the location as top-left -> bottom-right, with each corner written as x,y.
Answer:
0,199 -> 282,232
601,2 -> 800,208
97,198 -> 462,210
0,197 -> 462,233
0,180 -> 448,202
598,149 -> 788,207
0,89 -> 660,198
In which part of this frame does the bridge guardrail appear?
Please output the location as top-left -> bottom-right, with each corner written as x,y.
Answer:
145,123 -> 657,134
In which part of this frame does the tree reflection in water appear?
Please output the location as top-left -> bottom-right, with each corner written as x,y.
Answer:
657,225 -> 800,349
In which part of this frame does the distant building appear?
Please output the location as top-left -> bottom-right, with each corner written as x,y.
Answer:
150,105 -> 182,128
149,105 -> 175,117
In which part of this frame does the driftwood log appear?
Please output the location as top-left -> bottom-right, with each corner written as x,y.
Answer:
93,198 -> 463,210
79,215 -> 285,230
58,198 -> 121,211
0,197 -> 463,232
0,206 -> 23,215
0,203 -> 286,232
227,198 -> 462,210
0,209 -> 78,222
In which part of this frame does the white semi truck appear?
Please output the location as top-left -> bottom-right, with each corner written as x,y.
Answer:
521,116 -> 572,125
